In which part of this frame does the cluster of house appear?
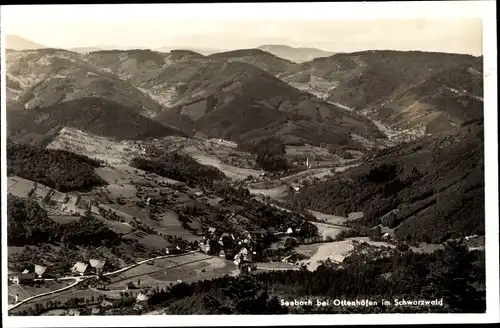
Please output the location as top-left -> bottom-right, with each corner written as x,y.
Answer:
198,227 -> 257,271
71,259 -> 107,276
9,259 -> 104,288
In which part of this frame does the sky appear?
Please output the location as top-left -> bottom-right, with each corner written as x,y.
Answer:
1,2 -> 486,55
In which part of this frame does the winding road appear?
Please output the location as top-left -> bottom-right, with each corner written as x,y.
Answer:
8,251 -> 196,312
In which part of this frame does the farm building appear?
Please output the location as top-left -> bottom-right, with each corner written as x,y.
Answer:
34,264 -> 47,278
219,250 -> 226,258
71,262 -> 88,275
286,227 -> 294,235
89,259 -> 106,273
195,191 -> 204,197
11,272 -> 36,284
101,300 -> 113,308
208,227 -> 217,235
91,307 -> 101,315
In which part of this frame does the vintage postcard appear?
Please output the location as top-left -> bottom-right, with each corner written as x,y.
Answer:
1,1 -> 498,326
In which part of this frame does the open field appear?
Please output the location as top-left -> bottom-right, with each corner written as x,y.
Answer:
7,176 -> 36,198
47,127 -> 146,165
307,209 -> 352,225
10,288 -> 104,314
312,222 -> 349,241
254,262 -> 300,271
296,240 -> 357,271
248,185 -> 289,199
123,230 -> 172,249
106,252 -> 236,289
8,281 -> 74,304
190,152 -> 262,181
296,236 -> 447,271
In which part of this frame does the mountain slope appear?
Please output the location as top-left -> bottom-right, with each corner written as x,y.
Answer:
282,50 -> 483,133
208,48 -> 297,75
258,45 -> 336,63
81,49 -> 168,84
292,120 -> 484,243
5,35 -> 48,50
149,59 -> 384,147
7,97 -> 186,144
6,49 -> 166,116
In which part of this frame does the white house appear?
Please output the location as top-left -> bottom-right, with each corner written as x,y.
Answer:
34,264 -> 47,278
71,262 -> 88,275
286,227 -> 294,235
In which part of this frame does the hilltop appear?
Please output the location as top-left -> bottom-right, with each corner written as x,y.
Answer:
281,50 -> 483,133
258,44 -> 336,63
208,48 -> 297,75
7,97 -> 186,145
5,35 -> 48,50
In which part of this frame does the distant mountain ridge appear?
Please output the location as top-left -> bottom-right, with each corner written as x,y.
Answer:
208,48 -> 297,75
6,47 -> 482,150
258,44 -> 336,63
5,35 -> 48,50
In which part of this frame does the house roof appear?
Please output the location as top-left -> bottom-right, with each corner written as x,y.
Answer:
34,265 -> 47,276
208,227 -> 216,233
136,293 -> 149,302
89,259 -> 106,269
72,262 -> 88,273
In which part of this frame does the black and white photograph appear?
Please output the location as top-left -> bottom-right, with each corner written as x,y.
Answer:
1,1 -> 498,326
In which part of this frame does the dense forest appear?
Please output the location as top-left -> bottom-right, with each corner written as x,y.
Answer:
291,122 -> 484,243
119,241 -> 483,315
7,97 -> 185,143
7,195 -> 120,247
130,152 -> 227,187
7,142 -> 106,192
238,136 -> 290,172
